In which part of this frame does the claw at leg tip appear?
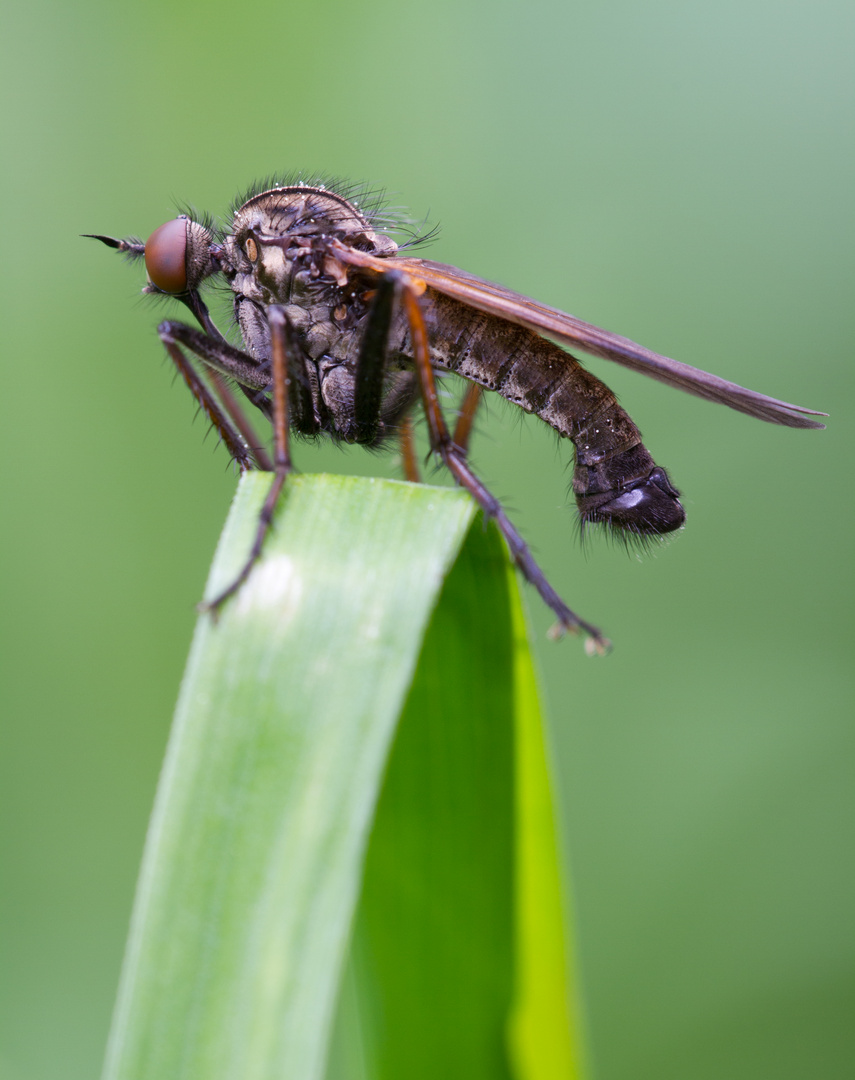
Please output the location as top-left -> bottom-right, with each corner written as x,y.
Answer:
197,598 -> 221,623
548,618 -> 611,654
585,635 -> 612,657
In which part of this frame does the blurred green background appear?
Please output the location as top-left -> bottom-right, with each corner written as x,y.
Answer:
1,0 -> 852,1077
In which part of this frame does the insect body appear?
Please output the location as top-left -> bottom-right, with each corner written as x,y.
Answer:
88,178 -> 825,650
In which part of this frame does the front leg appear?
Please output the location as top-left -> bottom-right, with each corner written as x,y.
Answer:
158,321 -> 270,393
157,320 -> 271,471
200,306 -> 295,613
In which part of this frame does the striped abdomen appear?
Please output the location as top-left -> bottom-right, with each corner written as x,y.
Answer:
421,290 -> 685,535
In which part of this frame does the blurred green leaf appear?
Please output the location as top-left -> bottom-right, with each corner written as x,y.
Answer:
102,473 -> 586,1080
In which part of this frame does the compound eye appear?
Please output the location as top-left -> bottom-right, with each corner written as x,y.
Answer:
145,217 -> 189,293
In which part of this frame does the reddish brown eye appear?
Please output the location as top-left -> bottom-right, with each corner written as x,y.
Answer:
144,217 -> 189,293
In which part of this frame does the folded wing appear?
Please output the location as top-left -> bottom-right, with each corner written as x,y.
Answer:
331,243 -> 826,430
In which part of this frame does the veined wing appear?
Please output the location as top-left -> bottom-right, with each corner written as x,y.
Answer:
330,243 -> 826,430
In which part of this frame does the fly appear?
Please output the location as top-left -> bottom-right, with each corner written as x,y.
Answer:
87,177 -> 826,651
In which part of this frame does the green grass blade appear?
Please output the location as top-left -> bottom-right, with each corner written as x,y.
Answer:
102,473 -> 477,1080
102,471 -> 588,1080
507,583 -> 589,1079
334,513 -> 517,1080
327,530 -> 589,1080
